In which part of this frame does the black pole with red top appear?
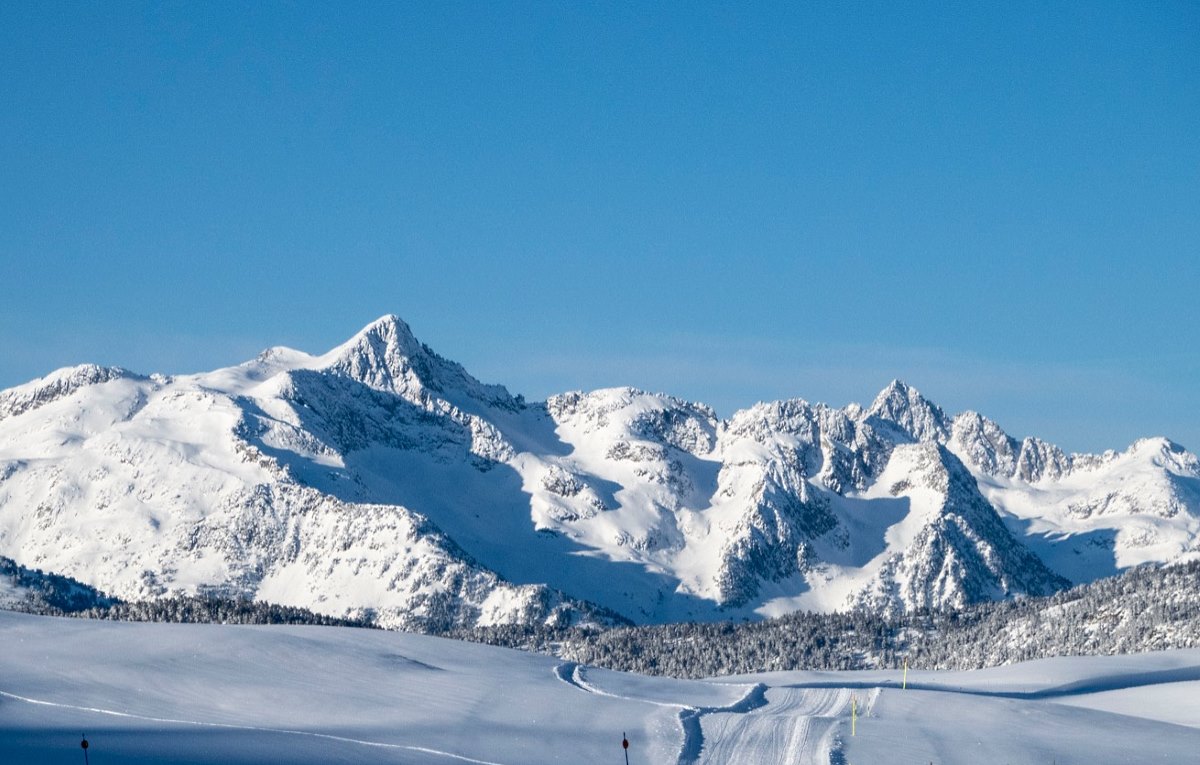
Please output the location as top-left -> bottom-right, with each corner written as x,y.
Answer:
622,731 -> 629,765
80,734 -> 90,765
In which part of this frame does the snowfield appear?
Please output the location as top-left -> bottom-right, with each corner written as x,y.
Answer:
0,612 -> 1197,764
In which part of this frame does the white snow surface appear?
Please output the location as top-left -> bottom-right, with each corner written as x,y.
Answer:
0,611 -> 1198,764
2,316 -> 1199,627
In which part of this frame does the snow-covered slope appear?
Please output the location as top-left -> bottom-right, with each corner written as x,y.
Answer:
0,611 -> 1198,764
1,316 -> 1197,626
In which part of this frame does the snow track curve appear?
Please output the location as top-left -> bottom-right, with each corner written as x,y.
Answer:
553,662 -> 849,765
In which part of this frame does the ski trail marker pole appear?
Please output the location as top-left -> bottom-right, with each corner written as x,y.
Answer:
81,734 -> 90,765
622,731 -> 629,765
903,656 -> 908,690
851,696 -> 857,736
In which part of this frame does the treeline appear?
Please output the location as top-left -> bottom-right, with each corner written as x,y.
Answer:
443,561 -> 1200,677
9,592 -> 374,629
0,556 -> 118,612
5,553 -> 1200,677
0,556 -> 372,628
78,596 -> 376,628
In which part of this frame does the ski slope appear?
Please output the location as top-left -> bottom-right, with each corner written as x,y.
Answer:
0,612 -> 1198,764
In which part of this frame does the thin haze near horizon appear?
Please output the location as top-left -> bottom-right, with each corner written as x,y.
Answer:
1,3 -> 1197,454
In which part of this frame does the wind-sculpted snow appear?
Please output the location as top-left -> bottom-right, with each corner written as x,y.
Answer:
0,315 -> 1198,628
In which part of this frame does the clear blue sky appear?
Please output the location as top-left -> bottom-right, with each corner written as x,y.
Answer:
2,2 -> 1197,453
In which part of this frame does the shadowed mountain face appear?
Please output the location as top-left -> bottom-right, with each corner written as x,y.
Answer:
0,315 -> 1197,628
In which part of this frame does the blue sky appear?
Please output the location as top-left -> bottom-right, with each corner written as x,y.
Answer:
2,2 -> 1197,453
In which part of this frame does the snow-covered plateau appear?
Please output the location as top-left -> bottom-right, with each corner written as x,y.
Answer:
0,611 -> 1197,764
1,315 -> 1198,628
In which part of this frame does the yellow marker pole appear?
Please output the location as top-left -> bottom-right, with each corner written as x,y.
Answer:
851,695 -> 857,736
903,657 -> 908,690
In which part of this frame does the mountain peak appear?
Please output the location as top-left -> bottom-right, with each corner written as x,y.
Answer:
358,313 -> 414,338
317,314 -> 517,411
868,379 -> 924,415
0,363 -> 136,422
341,314 -> 421,355
866,379 -> 949,442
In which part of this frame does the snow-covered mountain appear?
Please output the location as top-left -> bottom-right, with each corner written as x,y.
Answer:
1,315 -> 1198,628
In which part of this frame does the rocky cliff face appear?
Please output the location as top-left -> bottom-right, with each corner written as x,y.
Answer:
1,316 -> 1197,627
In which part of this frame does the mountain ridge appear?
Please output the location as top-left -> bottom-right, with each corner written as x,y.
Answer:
0,315 -> 1196,629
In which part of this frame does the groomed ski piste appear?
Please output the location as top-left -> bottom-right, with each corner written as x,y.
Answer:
1,612 -> 1197,764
